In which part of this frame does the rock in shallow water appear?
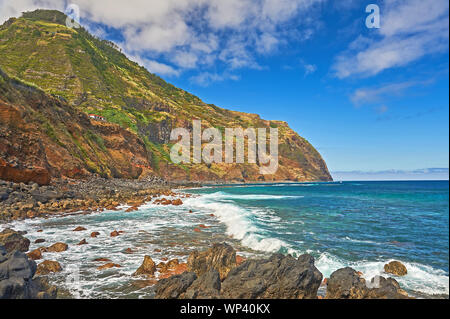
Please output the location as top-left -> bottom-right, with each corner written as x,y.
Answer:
325,267 -> 410,299
384,261 -> 408,276
133,255 -> 156,277
36,260 -> 62,275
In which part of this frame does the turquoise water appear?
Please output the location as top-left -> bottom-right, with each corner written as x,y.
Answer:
7,180 -> 448,298
186,181 -> 449,297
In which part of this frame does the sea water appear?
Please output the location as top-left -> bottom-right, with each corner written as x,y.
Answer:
5,181 -> 449,298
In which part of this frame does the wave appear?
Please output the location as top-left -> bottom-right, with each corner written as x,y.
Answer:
183,192 -> 299,255
194,191 -> 303,201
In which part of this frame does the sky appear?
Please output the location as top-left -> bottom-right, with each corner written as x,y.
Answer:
0,0 -> 449,177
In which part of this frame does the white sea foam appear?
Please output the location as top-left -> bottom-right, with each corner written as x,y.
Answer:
315,252 -> 449,297
183,192 -> 299,255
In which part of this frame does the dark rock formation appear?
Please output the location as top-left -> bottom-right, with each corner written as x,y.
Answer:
0,245 -> 57,299
221,253 -> 322,299
154,272 -> 197,299
384,261 -> 408,276
183,270 -> 221,299
187,243 -> 236,280
0,228 -> 30,253
325,267 -> 410,299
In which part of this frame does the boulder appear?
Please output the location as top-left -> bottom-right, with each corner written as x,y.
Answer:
154,272 -> 197,299
36,260 -> 62,275
90,232 -> 100,238
384,261 -> 407,276
221,253 -> 322,299
183,270 -> 221,299
0,228 -> 30,253
0,247 -> 57,299
73,226 -> 87,232
46,242 -> 68,252
34,239 -> 45,244
326,267 -> 410,299
187,243 -> 237,280
325,267 -> 368,299
133,255 -> 156,277
27,249 -> 42,261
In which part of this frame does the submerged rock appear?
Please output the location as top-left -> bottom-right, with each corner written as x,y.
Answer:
97,263 -> 121,270
221,253 -> 323,299
0,228 -> 30,253
384,261 -> 407,276
187,243 -> 236,280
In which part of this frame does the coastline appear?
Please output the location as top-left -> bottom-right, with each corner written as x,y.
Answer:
1,179 -> 448,299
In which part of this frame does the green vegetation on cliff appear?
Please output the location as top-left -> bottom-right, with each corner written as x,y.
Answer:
0,9 -> 332,182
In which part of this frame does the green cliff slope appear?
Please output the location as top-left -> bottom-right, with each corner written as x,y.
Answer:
0,9 -> 332,182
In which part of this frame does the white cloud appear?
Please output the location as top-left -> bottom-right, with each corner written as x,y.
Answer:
190,71 -> 240,86
128,54 -> 180,77
333,0 -> 449,78
350,80 -> 432,106
0,0 -> 323,80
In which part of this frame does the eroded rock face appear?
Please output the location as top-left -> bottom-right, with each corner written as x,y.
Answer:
187,243 -> 236,280
221,253 -> 323,299
183,270 -> 221,299
0,228 -> 30,253
154,272 -> 197,299
325,267 -> 410,299
0,245 -> 57,299
384,261 -> 408,276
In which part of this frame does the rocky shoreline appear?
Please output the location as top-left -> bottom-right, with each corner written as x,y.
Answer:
0,177 -> 415,299
1,229 -> 412,299
0,177 -> 201,222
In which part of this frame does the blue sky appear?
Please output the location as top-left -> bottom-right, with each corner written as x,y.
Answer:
1,0 -> 449,174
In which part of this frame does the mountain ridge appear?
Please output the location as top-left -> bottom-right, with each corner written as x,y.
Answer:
0,9 -> 332,184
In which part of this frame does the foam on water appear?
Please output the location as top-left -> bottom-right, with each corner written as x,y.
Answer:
315,252 -> 449,297
183,192 -> 299,255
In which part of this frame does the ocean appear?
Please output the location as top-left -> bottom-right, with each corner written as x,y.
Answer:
6,181 -> 449,299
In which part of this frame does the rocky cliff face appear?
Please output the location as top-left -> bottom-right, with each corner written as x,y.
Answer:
0,10 -> 332,184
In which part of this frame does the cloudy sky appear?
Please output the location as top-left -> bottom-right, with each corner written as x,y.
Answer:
1,0 -> 448,174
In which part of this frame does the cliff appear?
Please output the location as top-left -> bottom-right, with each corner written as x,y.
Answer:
0,10 -> 332,184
